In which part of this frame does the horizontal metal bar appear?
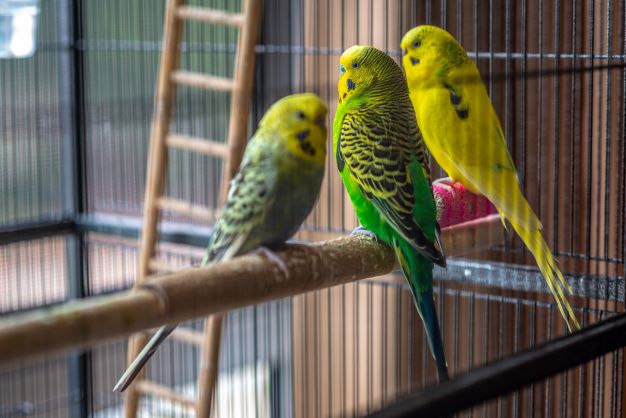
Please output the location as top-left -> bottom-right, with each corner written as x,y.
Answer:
436,259 -> 625,302
364,312 -> 626,418
0,219 -> 76,244
74,39 -> 626,61
75,214 -> 213,248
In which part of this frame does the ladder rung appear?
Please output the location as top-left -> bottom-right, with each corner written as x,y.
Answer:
167,134 -> 229,158
148,258 -> 183,274
157,197 -> 216,222
135,381 -> 196,409
171,327 -> 204,346
176,5 -> 245,27
171,71 -> 234,91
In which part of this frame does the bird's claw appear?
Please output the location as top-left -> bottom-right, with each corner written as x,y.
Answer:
350,226 -> 379,241
256,247 -> 290,278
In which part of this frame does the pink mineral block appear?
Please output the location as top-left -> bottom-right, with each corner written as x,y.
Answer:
432,181 -> 497,228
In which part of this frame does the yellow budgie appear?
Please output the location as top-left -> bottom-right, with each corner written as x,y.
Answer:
401,25 -> 579,331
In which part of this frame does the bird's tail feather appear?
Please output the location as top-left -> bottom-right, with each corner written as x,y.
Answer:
413,287 -> 449,381
508,218 -> 580,331
393,237 -> 449,381
113,324 -> 178,392
487,176 -> 579,331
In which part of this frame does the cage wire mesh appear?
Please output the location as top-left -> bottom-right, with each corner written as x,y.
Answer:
1,0 -> 626,417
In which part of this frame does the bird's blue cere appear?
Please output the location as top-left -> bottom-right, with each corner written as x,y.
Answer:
340,64 -> 346,74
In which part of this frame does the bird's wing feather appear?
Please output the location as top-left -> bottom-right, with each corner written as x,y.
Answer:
338,110 -> 444,265
203,140 -> 279,264
431,67 -> 541,230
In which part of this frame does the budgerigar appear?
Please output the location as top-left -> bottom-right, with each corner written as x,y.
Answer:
401,25 -> 579,330
334,45 -> 449,381
114,93 -> 329,392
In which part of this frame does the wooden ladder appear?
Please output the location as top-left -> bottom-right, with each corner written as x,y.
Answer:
123,0 -> 262,417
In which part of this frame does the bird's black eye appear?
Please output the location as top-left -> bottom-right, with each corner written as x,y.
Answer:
352,62 -> 359,69
412,40 -> 420,48
297,111 -> 306,120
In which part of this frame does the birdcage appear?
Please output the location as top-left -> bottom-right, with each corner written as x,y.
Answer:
1,0 -> 625,417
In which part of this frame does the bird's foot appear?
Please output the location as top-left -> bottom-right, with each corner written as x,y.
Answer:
350,226 -> 379,242
256,246 -> 290,278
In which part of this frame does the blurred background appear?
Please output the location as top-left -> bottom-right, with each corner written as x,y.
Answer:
0,0 -> 624,417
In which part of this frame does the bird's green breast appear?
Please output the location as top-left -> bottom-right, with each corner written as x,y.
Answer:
339,167 -> 396,245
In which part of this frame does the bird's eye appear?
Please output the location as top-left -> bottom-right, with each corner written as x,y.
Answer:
412,40 -> 420,48
340,64 -> 346,74
352,62 -> 359,69
297,111 -> 306,120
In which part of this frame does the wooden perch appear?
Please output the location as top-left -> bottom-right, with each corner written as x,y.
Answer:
0,215 -> 501,365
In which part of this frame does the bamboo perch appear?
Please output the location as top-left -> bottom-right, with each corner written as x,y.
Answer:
0,215 -> 501,366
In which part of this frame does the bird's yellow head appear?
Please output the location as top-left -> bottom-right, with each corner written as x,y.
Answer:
401,25 -> 469,84
259,93 -> 328,163
337,45 -> 403,104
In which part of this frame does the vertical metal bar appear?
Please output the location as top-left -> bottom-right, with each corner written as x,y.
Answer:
382,282 -> 388,405
545,306 -> 554,418
536,0 -> 544,221
620,0 -> 626,313
342,284 -> 347,415
313,291 -> 319,418
326,0 -> 332,231
529,301 -> 536,414
584,0 -> 595,261
367,282 -> 373,413
328,288 -> 333,417
339,0 -> 345,232
466,292 -> 474,418
602,0 -> 613,269
453,289 -> 459,375
569,0 -> 578,259
513,300 -> 521,418
66,236 -> 91,418
488,0 -> 493,96
552,0 -> 562,254
482,294 -> 490,418
64,0 -> 90,417
577,315 -> 586,418
519,0 -> 527,186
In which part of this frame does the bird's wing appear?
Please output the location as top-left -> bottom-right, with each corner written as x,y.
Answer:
203,140 -> 279,265
433,66 -> 540,230
433,64 -> 516,172
337,110 -> 445,266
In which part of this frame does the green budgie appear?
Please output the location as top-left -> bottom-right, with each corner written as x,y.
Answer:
333,45 -> 449,381
114,93 -> 329,392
